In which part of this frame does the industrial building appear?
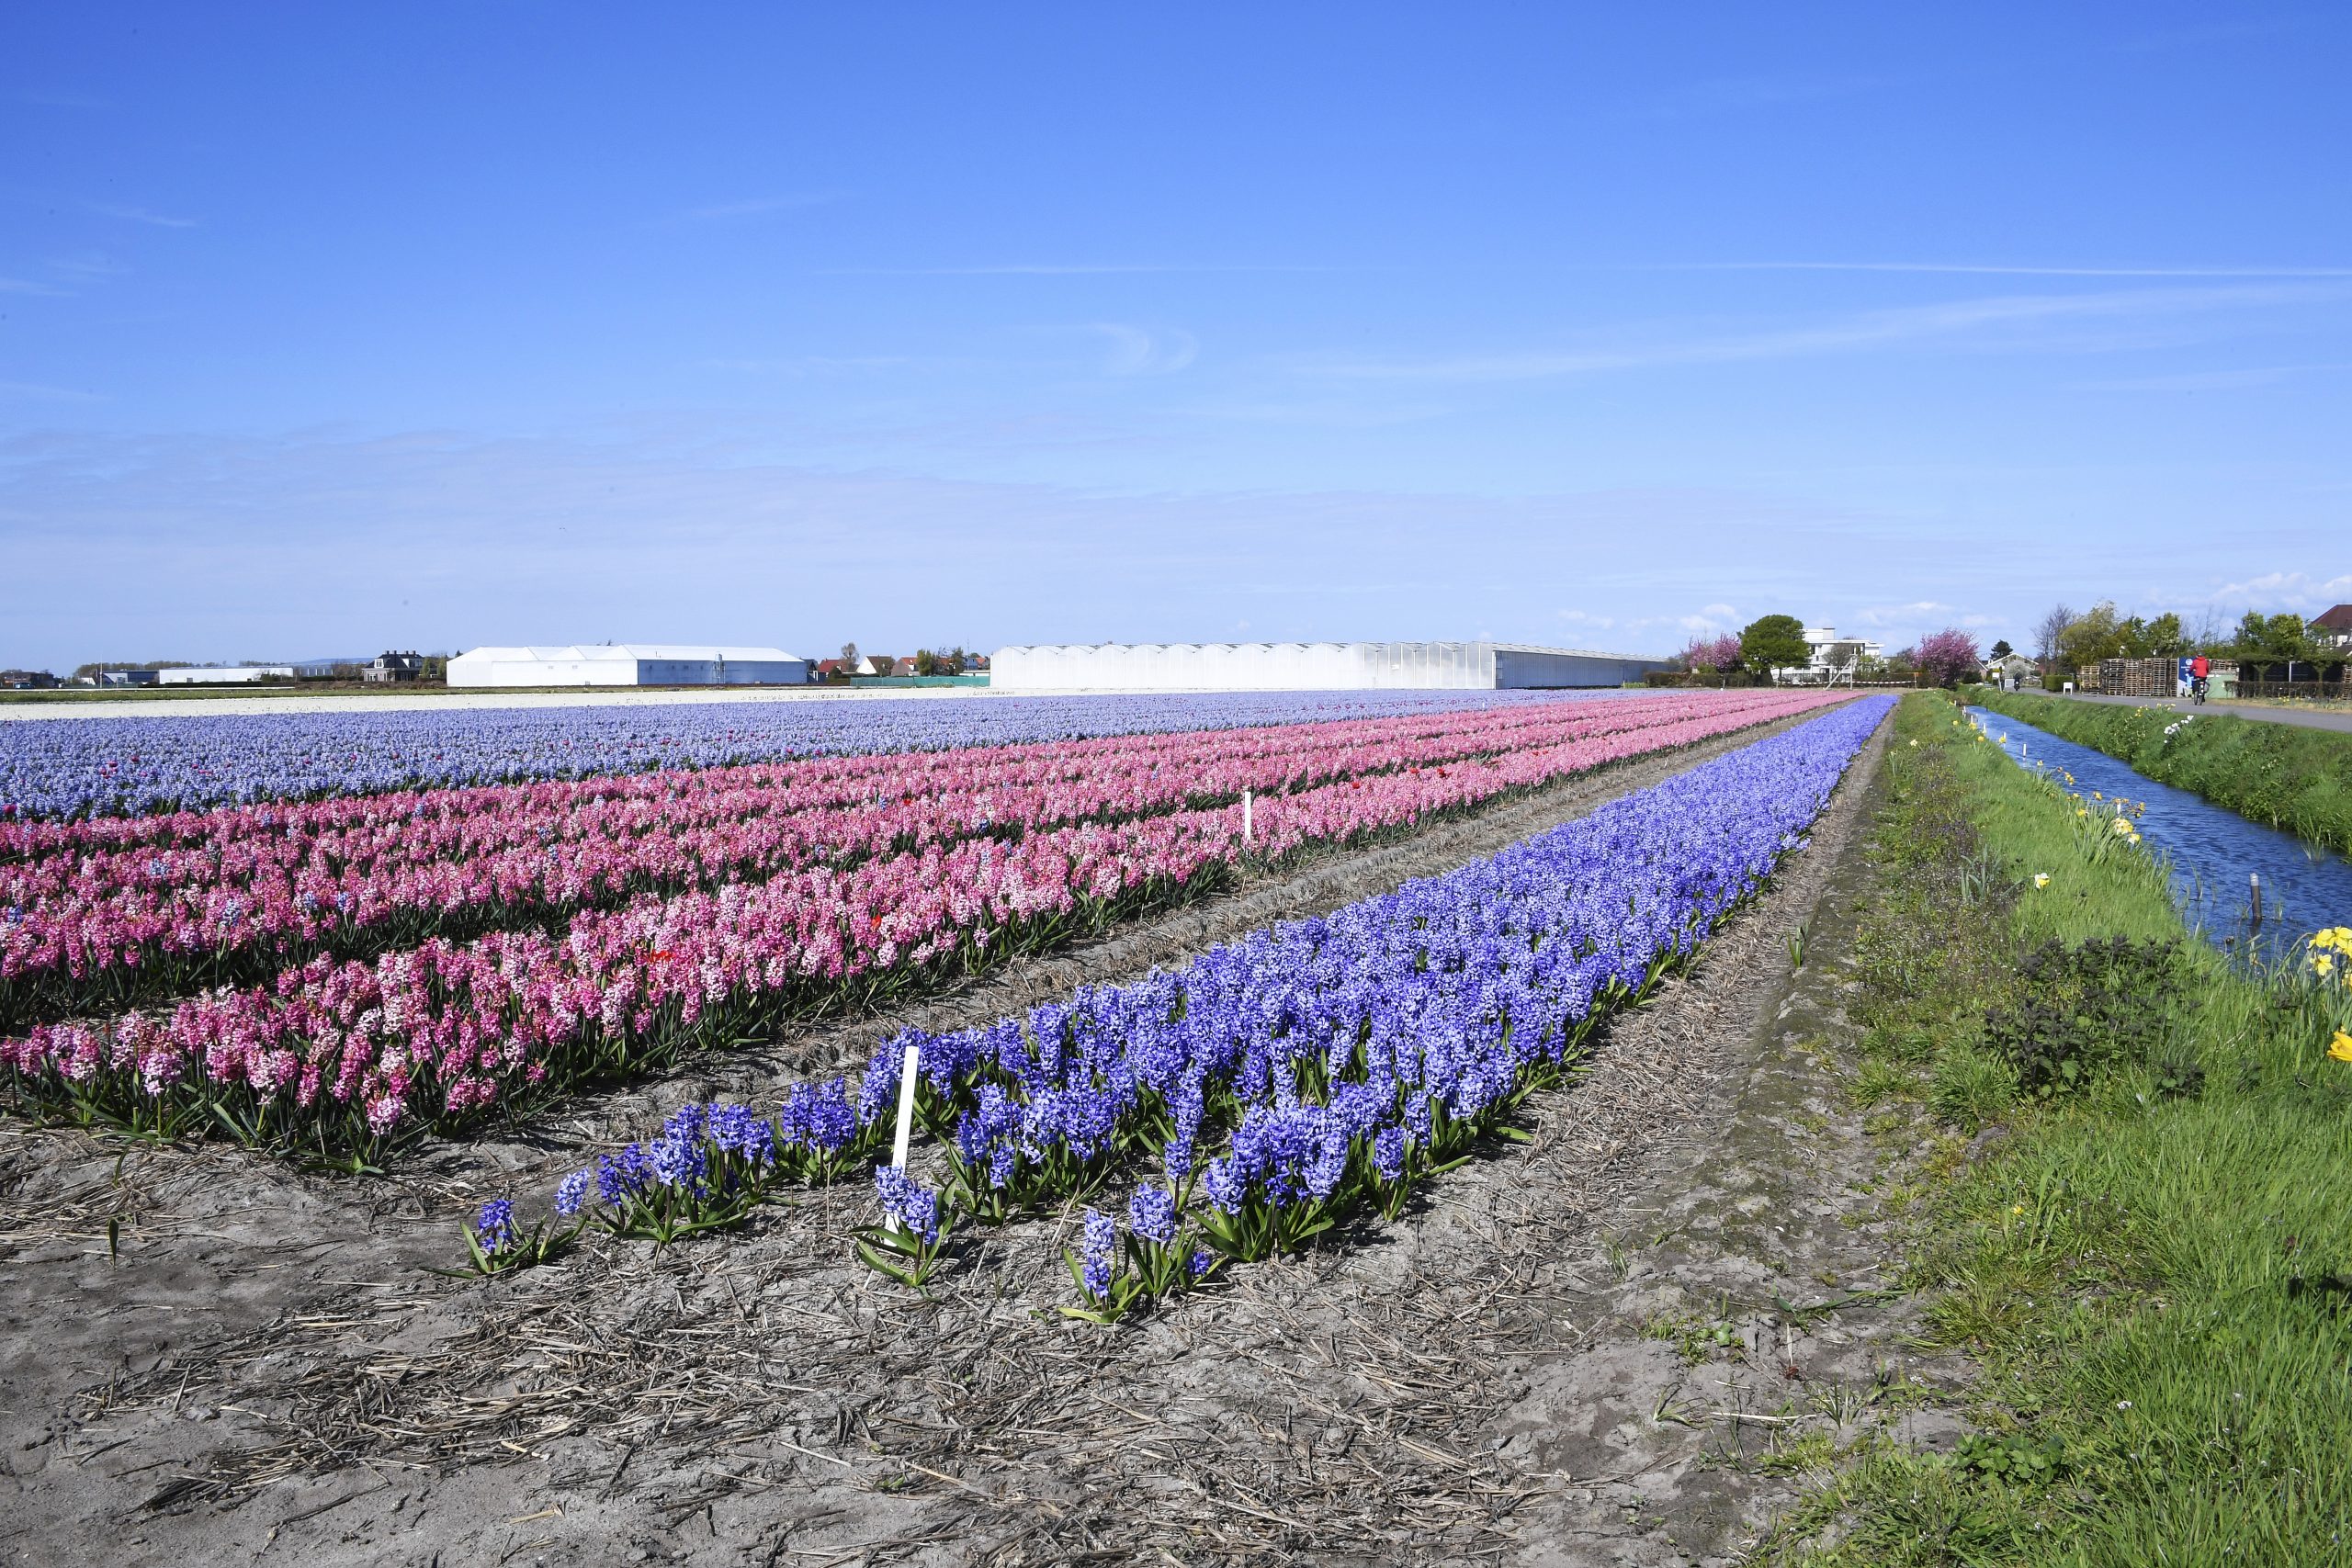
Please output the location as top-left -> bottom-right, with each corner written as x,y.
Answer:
445,645 -> 810,688
157,666 -> 297,685
989,641 -> 1670,692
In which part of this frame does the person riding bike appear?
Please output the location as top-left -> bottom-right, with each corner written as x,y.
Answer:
2189,652 -> 2211,704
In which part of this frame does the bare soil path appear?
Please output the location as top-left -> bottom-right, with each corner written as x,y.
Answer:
0,705 -> 1933,1567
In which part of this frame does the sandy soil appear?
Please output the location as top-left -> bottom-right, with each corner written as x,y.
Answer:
0,707 -> 1933,1566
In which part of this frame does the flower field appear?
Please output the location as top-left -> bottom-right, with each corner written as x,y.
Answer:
2,689 -> 1858,1155
506,695 -> 1893,1305
0,687 -> 1580,821
0,688 -> 1840,1033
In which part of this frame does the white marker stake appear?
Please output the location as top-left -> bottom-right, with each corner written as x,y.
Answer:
1242,788 -> 1253,845
884,1042 -> 920,1233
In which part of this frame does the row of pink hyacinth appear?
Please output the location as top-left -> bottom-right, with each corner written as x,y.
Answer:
0,690 -> 1807,1029
0,690 -> 1859,1146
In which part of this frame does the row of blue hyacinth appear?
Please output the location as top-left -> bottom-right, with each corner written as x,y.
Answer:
466,695 -> 1889,1315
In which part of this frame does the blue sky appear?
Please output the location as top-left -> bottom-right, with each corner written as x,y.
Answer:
4,5 -> 2347,670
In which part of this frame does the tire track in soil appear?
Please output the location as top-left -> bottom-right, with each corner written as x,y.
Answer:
0,702 -> 1892,1568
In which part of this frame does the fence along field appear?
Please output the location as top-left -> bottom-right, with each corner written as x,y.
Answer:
3,688 -> 1858,1161
487,697 -> 1893,1314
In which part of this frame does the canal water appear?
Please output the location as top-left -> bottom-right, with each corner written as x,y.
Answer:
1963,705 -> 2352,962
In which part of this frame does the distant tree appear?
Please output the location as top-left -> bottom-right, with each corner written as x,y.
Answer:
1915,627 -> 1984,687
2233,612 -> 2319,680
2142,612 -> 2188,659
1989,639 -> 2014,660
1679,632 -> 1744,674
839,641 -> 860,673
912,649 -> 939,676
1736,615 -> 1809,678
2056,603 -> 2129,674
2032,604 -> 2076,666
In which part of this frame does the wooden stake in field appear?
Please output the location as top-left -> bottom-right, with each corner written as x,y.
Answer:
884,1042 -> 920,1233
1243,788 -> 1253,845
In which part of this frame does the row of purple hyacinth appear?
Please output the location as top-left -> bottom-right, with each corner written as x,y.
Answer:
470,696 -> 1891,1311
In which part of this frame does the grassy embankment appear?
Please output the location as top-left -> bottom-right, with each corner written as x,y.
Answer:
1777,693 -> 2352,1565
1977,688 -> 2352,855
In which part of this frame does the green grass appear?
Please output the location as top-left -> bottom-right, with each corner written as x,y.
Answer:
1776,694 -> 2352,1566
1979,688 -> 2352,855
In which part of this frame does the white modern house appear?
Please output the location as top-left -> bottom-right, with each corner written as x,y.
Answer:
1773,627 -> 1887,687
989,641 -> 1670,692
445,645 -> 811,688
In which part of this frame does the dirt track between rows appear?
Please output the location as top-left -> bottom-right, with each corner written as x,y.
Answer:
0,702 -> 1907,1567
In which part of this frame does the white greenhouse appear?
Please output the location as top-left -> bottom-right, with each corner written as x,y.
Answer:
156,666 -> 297,684
446,645 -> 811,688
988,641 -> 1669,693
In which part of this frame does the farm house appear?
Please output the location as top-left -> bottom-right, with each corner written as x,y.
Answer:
445,644 -> 811,688
988,640 -> 1671,692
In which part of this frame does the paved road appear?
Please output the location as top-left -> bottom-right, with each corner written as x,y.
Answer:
2022,690 -> 2352,737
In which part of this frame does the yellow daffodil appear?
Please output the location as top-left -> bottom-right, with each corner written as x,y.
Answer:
2314,930 -> 2339,953
2330,1031 -> 2352,1064
2093,791 -> 2103,801
2334,926 -> 2352,949
2033,873 -> 2051,889
2111,817 -> 2134,836
2315,953 -> 2336,980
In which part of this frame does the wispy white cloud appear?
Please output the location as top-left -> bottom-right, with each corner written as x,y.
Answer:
0,380 -> 104,402
2073,363 -> 2352,392
0,276 -> 70,297
676,193 -> 837,221
818,262 -> 1341,276
87,202 -> 197,229
2202,571 -> 2352,613
707,354 -> 922,376
1640,73 -> 1892,120
1669,262 -> 2352,279
1194,399 -> 1449,427
44,253 -> 127,284
1092,323 -> 1197,377
1859,600 -> 1957,627
1300,283 -> 2352,384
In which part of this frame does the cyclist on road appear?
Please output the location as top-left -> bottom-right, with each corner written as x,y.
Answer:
2189,652 -> 2211,704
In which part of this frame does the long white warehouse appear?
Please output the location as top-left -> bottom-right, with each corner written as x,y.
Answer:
447,645 -> 811,688
989,641 -> 1670,692
156,666 -> 297,685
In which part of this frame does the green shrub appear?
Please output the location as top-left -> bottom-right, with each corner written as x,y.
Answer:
1983,936 -> 2186,1098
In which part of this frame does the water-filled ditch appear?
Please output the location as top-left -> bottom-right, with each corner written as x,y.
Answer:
1965,705 -> 2352,962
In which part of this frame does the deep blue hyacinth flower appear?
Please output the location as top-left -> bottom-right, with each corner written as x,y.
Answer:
874,1164 -> 941,1245
1080,1209 -> 1117,1301
554,1169 -> 592,1217
474,1199 -> 519,1258
1128,1186 -> 1178,1246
